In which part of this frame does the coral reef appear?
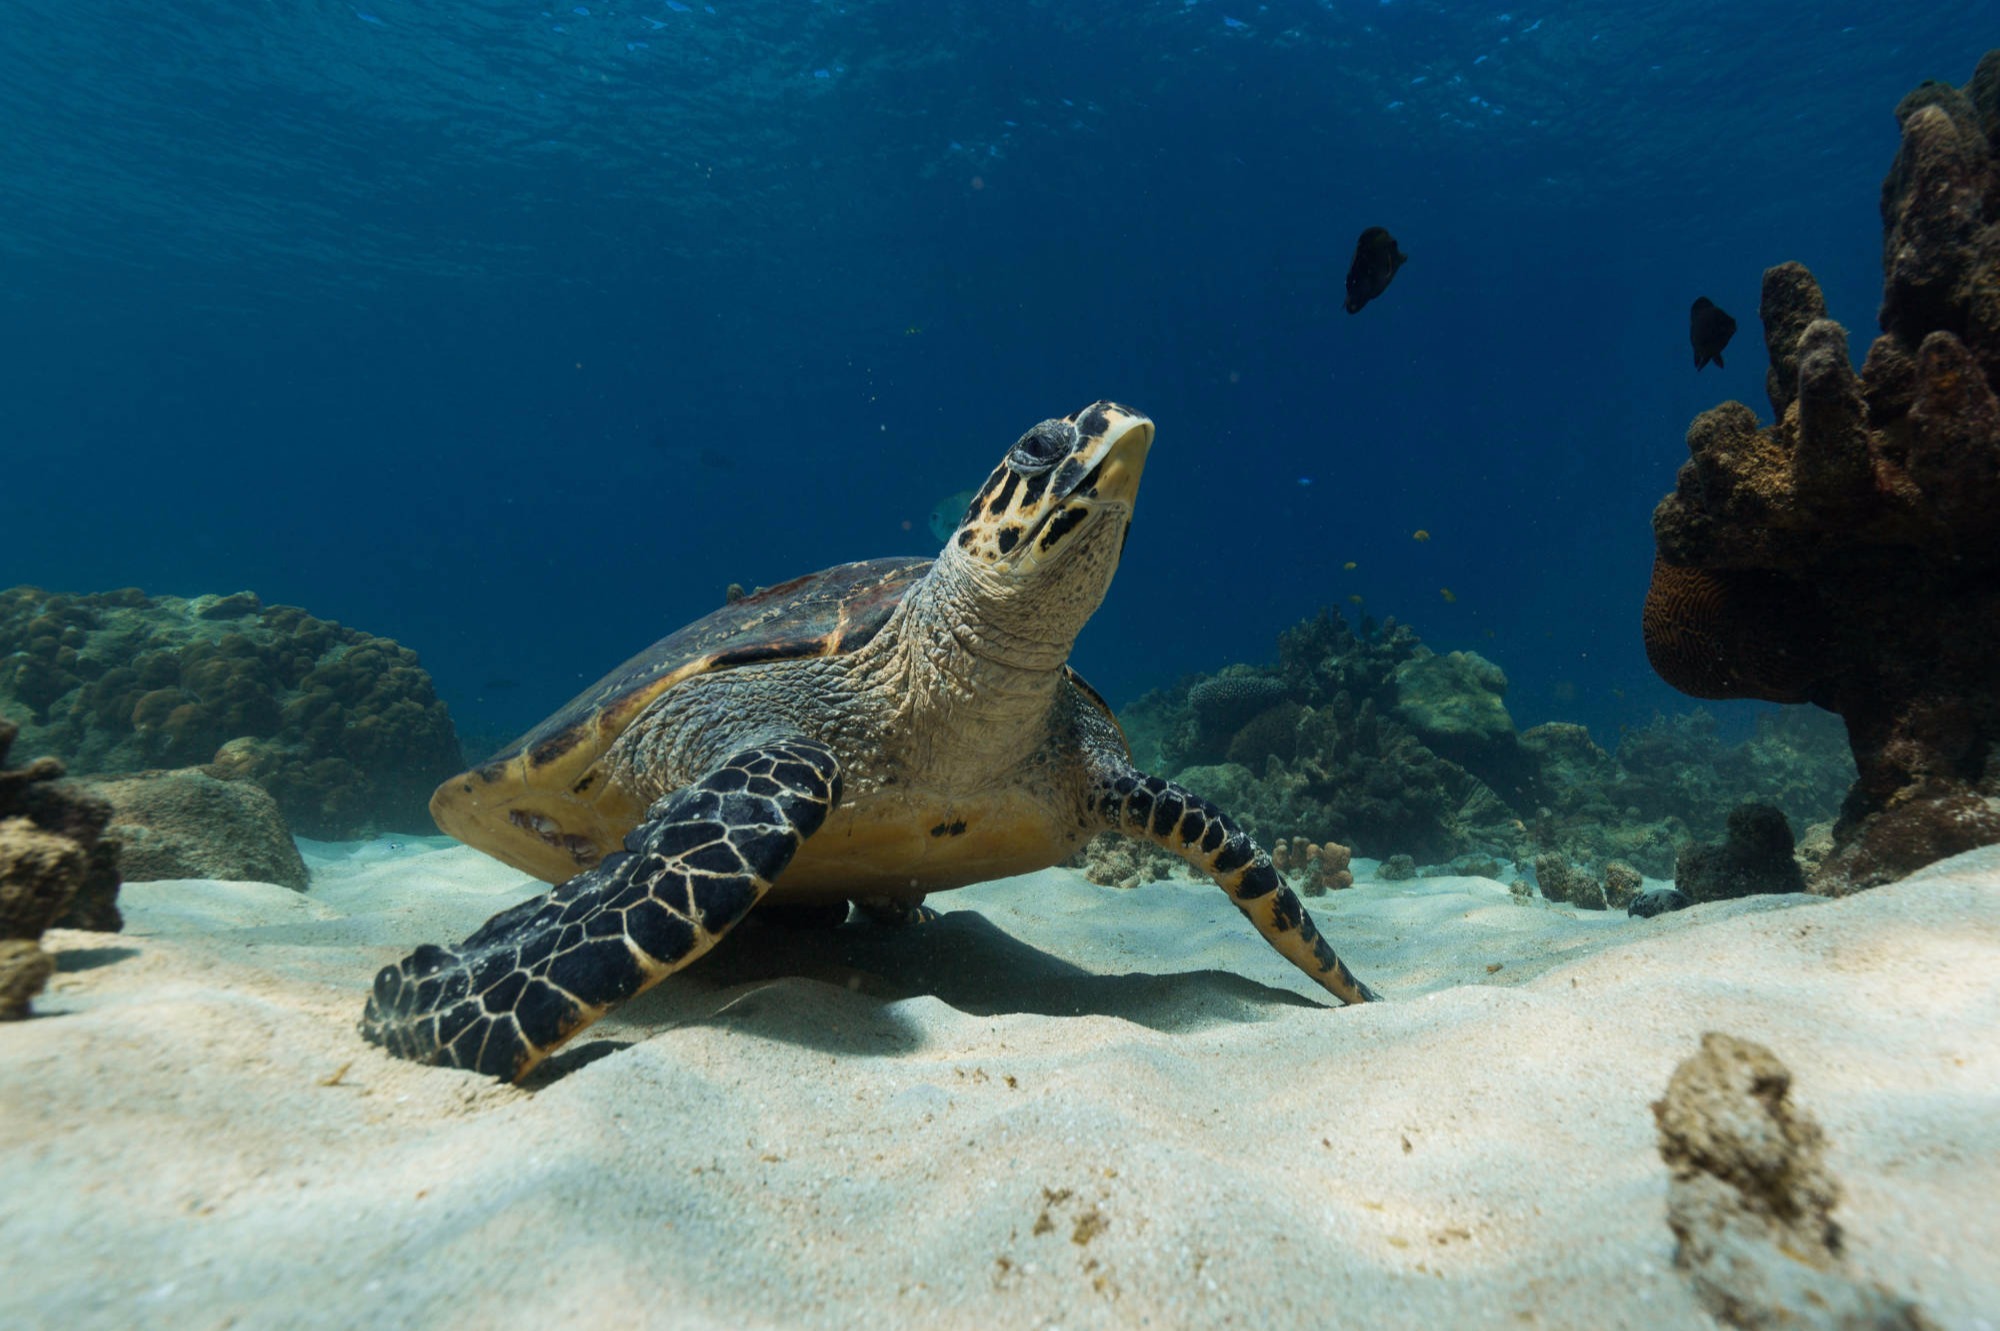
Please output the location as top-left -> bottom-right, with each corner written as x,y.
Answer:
1674,804 -> 1806,905
1068,832 -> 1187,890
0,720 -> 121,1018
1181,671 -> 1289,765
1529,852 -> 1645,911
1645,53 -> 2000,893
0,587 -> 461,839
1270,838 -> 1353,895
1602,861 -> 1643,910
1389,648 -> 1518,773
1151,613 -> 1529,863
1533,852 -> 1607,910
82,770 -> 309,891
1653,1032 -> 1935,1330
1517,709 -> 1852,880
1129,600 -> 1853,884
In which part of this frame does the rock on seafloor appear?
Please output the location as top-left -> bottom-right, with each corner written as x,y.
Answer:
79,768 -> 309,891
1654,1031 -> 1937,1329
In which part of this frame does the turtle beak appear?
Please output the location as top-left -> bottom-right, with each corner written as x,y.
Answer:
1087,409 -> 1152,508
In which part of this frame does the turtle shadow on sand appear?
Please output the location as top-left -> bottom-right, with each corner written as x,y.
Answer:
526,908 -> 1325,1083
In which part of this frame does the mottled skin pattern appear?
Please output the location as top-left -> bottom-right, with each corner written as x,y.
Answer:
363,402 -> 1377,1082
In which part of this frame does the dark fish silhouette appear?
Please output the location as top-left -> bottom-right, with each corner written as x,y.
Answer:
1690,297 -> 1736,370
1344,226 -> 1407,314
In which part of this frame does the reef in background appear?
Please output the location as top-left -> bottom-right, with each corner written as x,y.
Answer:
1644,52 -> 2000,893
1118,608 -> 1851,879
0,587 -> 461,840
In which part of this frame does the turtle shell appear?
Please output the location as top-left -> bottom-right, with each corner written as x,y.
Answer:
432,557 -> 930,882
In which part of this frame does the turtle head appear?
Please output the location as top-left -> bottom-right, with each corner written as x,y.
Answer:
936,401 -> 1152,662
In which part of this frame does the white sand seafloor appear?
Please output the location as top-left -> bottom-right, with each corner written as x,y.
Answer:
4,837 -> 1998,1330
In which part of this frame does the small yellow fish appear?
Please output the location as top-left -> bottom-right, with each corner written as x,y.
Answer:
904,325 -> 923,336
1348,594 -> 1364,605
1343,560 -> 1357,571
1439,587 -> 1456,603
1412,529 -> 1431,542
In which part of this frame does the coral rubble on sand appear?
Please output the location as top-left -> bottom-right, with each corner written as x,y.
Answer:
1645,52 -> 2000,893
0,720 -> 121,1018
1653,1032 -> 1935,1330
0,586 -> 461,839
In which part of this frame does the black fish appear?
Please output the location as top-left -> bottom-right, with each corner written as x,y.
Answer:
1344,226 -> 1407,314
1690,297 -> 1736,370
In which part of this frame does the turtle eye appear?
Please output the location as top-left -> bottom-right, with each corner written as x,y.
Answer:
1008,421 -> 1070,471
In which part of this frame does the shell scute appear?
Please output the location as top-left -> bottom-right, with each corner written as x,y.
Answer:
431,557 -> 930,881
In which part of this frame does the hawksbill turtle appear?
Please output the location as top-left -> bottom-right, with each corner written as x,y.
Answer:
362,401 -> 1378,1080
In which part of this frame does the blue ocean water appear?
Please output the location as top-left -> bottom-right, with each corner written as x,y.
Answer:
0,1 -> 1984,748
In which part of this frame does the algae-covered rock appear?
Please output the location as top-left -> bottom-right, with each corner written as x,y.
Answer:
82,769 -> 308,891
1534,852 -> 1606,909
1675,803 -> 1806,904
1603,860 -> 1643,909
1391,648 -> 1514,750
0,586 -> 460,839
0,720 -> 121,1018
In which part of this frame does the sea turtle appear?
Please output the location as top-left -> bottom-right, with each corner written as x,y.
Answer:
362,401 -> 1377,1081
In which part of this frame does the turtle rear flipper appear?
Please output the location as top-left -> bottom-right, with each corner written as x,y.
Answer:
1092,764 -> 1378,1006
361,739 -> 841,1083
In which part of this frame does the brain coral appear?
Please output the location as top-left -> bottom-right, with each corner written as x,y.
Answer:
0,587 -> 461,840
1645,51 -> 2000,891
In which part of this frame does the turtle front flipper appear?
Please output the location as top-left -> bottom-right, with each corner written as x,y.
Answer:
361,739 -> 841,1082
1092,767 -> 1379,1006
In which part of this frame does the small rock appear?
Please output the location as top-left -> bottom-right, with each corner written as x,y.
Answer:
1603,860 -> 1643,910
1675,803 -> 1805,904
1377,853 -> 1416,881
1535,851 -> 1601,905
1653,1032 -> 1936,1329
